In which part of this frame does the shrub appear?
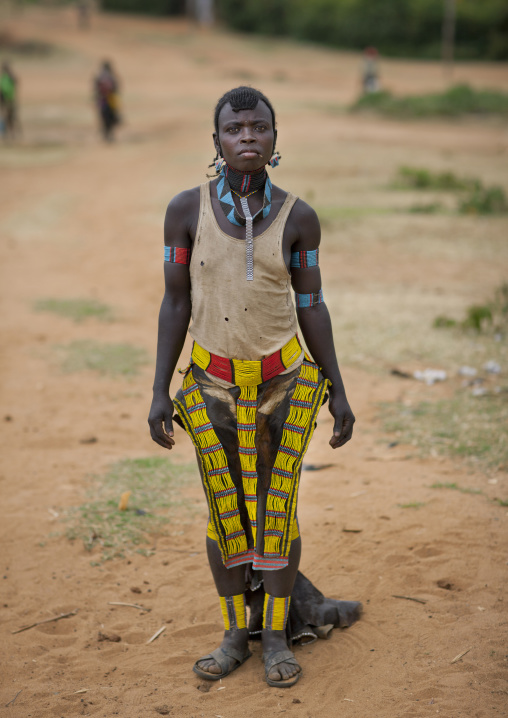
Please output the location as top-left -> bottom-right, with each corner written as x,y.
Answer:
217,0 -> 508,60
351,85 -> 508,119
459,185 -> 508,215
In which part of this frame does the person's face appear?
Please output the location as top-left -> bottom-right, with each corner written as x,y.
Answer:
214,100 -> 275,172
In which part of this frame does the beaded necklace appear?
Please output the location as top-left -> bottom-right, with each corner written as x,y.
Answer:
216,163 -> 272,281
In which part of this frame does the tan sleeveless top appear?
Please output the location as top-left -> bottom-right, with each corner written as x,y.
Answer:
189,182 -> 299,361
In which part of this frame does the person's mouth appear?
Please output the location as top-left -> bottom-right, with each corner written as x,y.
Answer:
238,150 -> 260,158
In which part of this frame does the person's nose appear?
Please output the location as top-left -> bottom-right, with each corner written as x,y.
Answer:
239,127 -> 255,143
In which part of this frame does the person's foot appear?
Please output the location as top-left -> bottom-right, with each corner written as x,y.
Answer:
195,628 -> 250,676
262,628 -> 301,685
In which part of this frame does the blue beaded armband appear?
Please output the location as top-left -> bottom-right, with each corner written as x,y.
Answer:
290,249 -> 319,268
295,289 -> 324,308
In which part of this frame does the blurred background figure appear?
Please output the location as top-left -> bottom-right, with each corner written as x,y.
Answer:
93,60 -> 121,142
195,0 -> 214,26
0,61 -> 19,141
186,0 -> 214,26
362,46 -> 380,94
76,0 -> 91,30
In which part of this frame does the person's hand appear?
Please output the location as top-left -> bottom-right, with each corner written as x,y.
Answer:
148,394 -> 176,450
328,389 -> 355,449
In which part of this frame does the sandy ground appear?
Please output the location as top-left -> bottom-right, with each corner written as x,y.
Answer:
1,7 -> 508,718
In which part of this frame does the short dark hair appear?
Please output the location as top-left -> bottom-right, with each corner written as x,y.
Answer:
213,86 -> 276,135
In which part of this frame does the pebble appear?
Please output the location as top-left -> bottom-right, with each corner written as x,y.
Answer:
413,369 -> 447,385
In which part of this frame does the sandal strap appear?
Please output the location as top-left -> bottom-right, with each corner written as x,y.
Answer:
263,649 -> 299,672
201,646 -> 244,671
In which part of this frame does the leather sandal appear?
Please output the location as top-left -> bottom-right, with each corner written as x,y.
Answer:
192,645 -> 252,681
263,649 -> 301,688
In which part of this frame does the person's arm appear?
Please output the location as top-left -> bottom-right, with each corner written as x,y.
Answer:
148,191 -> 195,450
289,200 -> 355,449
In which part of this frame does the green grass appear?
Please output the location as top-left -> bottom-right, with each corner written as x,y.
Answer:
35,297 -> 115,323
458,184 -> 508,215
63,457 -> 196,561
430,482 -> 483,495
380,392 -> 508,473
434,283 -> 508,334
408,202 -> 443,214
393,167 -> 473,192
315,205 -> 390,228
57,340 -> 150,377
391,166 -> 508,216
398,501 -> 425,509
351,84 -> 508,119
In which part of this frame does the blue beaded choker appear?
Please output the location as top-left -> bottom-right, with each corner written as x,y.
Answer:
215,165 -> 272,281
216,164 -> 272,228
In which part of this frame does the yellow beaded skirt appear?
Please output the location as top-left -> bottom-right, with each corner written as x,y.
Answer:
173,358 -> 329,570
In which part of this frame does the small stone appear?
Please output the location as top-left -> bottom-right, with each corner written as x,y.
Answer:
472,386 -> 487,397
437,579 -> 454,590
154,706 -> 171,715
483,360 -> 501,374
130,586 -> 142,594
292,698 -> 301,704
458,366 -> 477,377
98,631 -> 121,642
413,369 -> 447,385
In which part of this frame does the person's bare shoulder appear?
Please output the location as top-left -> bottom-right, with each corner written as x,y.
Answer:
287,197 -> 321,251
164,185 -> 202,245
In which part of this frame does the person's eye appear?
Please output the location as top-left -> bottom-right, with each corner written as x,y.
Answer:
226,127 -> 239,133
256,125 -> 267,131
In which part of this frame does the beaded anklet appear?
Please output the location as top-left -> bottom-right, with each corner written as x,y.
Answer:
263,594 -> 291,631
220,594 -> 247,631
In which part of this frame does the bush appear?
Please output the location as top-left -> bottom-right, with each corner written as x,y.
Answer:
216,0 -> 508,60
351,85 -> 508,119
102,0 -> 185,15
434,283 -> 508,334
395,167 -> 472,191
459,185 -> 508,215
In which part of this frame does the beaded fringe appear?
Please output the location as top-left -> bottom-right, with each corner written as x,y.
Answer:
237,385 -> 259,546
174,374 -> 247,563
174,361 -> 329,568
264,359 -> 325,558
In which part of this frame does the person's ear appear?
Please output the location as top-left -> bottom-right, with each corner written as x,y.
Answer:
213,132 -> 221,156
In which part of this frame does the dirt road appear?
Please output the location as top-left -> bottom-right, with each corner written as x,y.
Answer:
1,8 -> 507,717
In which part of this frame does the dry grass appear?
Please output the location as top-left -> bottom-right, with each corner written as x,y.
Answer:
63,457 -> 197,562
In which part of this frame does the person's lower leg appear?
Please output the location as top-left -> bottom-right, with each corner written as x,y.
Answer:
261,537 -> 302,681
195,536 -> 249,674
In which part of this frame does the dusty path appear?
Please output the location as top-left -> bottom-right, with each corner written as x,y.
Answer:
1,8 -> 507,717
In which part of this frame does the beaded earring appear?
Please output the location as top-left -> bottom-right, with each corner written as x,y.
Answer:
269,151 -> 281,168
215,155 -> 226,174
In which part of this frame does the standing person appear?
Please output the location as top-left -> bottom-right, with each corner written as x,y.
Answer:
93,60 -> 120,142
148,86 -> 358,687
362,46 -> 380,94
0,62 -> 19,141
76,0 -> 91,30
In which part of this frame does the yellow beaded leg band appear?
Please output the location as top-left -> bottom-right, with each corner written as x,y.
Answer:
263,594 -> 291,631
220,594 -> 247,631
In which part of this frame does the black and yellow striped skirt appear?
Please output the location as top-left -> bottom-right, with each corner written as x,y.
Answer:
174,354 -> 329,571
